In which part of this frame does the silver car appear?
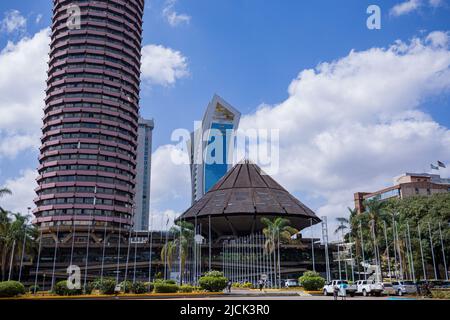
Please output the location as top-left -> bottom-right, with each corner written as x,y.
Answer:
392,281 -> 417,296
382,282 -> 396,296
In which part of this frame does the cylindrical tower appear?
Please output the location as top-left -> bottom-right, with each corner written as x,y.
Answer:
34,0 -> 145,244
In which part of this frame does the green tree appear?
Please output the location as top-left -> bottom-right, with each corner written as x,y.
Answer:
0,211 -> 36,281
261,217 -> 298,286
161,221 -> 194,285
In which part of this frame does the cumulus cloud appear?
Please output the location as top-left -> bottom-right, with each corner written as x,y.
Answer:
1,10 -> 27,34
163,0 -> 191,27
147,144 -> 190,230
1,169 -> 36,216
141,44 -> 189,86
390,0 -> 446,16
0,28 -> 50,158
239,31 -> 450,237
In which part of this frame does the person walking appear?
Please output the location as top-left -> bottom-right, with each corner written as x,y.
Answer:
333,284 -> 339,300
226,280 -> 232,293
258,279 -> 264,292
339,281 -> 347,301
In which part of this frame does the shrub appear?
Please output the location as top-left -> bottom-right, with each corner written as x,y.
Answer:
53,280 -> 82,296
154,282 -> 179,293
0,281 -> 25,297
178,285 -> 196,293
144,282 -> 154,293
164,279 -> 176,285
120,280 -> 133,293
431,289 -> 450,299
198,271 -> 228,292
232,282 -> 241,288
242,282 -> 253,289
99,279 -> 117,295
29,284 -> 40,294
298,271 -> 326,291
132,282 -> 147,294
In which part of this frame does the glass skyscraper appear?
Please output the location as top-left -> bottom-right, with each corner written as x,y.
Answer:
188,95 -> 241,203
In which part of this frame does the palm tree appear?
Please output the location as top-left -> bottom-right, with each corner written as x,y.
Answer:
0,211 -> 34,280
161,221 -> 194,284
0,187 -> 12,212
261,217 -> 298,287
335,217 -> 349,236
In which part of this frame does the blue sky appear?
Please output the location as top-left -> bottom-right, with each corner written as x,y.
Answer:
0,0 -> 449,234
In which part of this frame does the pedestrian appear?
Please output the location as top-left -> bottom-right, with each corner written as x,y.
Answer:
258,279 -> 264,291
339,282 -> 347,301
226,280 -> 232,293
333,285 -> 339,300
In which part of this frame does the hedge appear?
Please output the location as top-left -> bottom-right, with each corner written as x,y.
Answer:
154,281 -> 179,293
0,281 -> 25,297
53,280 -> 82,296
29,285 -> 40,294
178,285 -> 196,293
132,282 -> 147,294
431,289 -> 450,300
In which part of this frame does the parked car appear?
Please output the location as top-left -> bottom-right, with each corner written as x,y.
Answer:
284,279 -> 299,288
392,281 -> 417,296
356,280 -> 384,296
323,280 -> 357,297
381,282 -> 396,296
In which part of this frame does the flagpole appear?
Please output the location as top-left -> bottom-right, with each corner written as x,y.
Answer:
428,222 -> 438,280
124,229 -> 132,283
115,216 -> 123,286
406,221 -> 415,281
69,217 -> 76,267
438,222 -> 448,281
83,194 -> 95,293
18,224 -> 28,283
33,228 -> 43,294
147,214 -> 154,287
133,230 -> 138,283
310,219 -> 315,272
359,221 -> 366,280
417,223 -> 427,280
50,223 -> 60,292
383,220 -> 392,281
100,218 -> 108,281
394,218 -> 404,280
8,240 -> 16,281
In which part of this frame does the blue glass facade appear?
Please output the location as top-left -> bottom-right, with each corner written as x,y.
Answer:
204,122 -> 234,194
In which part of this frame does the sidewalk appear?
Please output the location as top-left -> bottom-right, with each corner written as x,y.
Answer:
225,288 -> 312,297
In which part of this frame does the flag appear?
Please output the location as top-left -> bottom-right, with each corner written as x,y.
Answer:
438,161 -> 446,168
431,164 -> 439,170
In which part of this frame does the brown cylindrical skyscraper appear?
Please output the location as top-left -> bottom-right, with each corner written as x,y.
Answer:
34,0 -> 145,242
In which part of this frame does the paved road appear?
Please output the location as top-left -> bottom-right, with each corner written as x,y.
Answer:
165,295 -> 417,300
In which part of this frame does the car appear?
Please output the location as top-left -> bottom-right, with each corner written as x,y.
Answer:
323,280 -> 357,297
392,281 -> 417,296
284,279 -> 299,288
356,280 -> 384,297
381,282 -> 396,296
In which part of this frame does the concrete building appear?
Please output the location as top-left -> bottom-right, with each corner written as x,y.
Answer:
34,0 -> 145,242
134,118 -> 154,231
354,172 -> 450,213
188,95 -> 241,203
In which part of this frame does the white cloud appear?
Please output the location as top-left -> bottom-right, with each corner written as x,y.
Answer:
163,0 -> 191,27
150,144 -> 190,208
148,144 -> 190,230
35,14 -> 43,24
239,31 -> 450,238
1,10 -> 27,34
390,0 -> 422,16
141,44 -> 189,86
390,0 -> 446,16
0,28 -> 50,159
1,169 -> 36,216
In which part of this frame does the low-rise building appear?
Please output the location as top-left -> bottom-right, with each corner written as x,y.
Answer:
354,173 -> 450,213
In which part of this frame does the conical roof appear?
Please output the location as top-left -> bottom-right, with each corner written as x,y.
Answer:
178,160 -> 320,236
